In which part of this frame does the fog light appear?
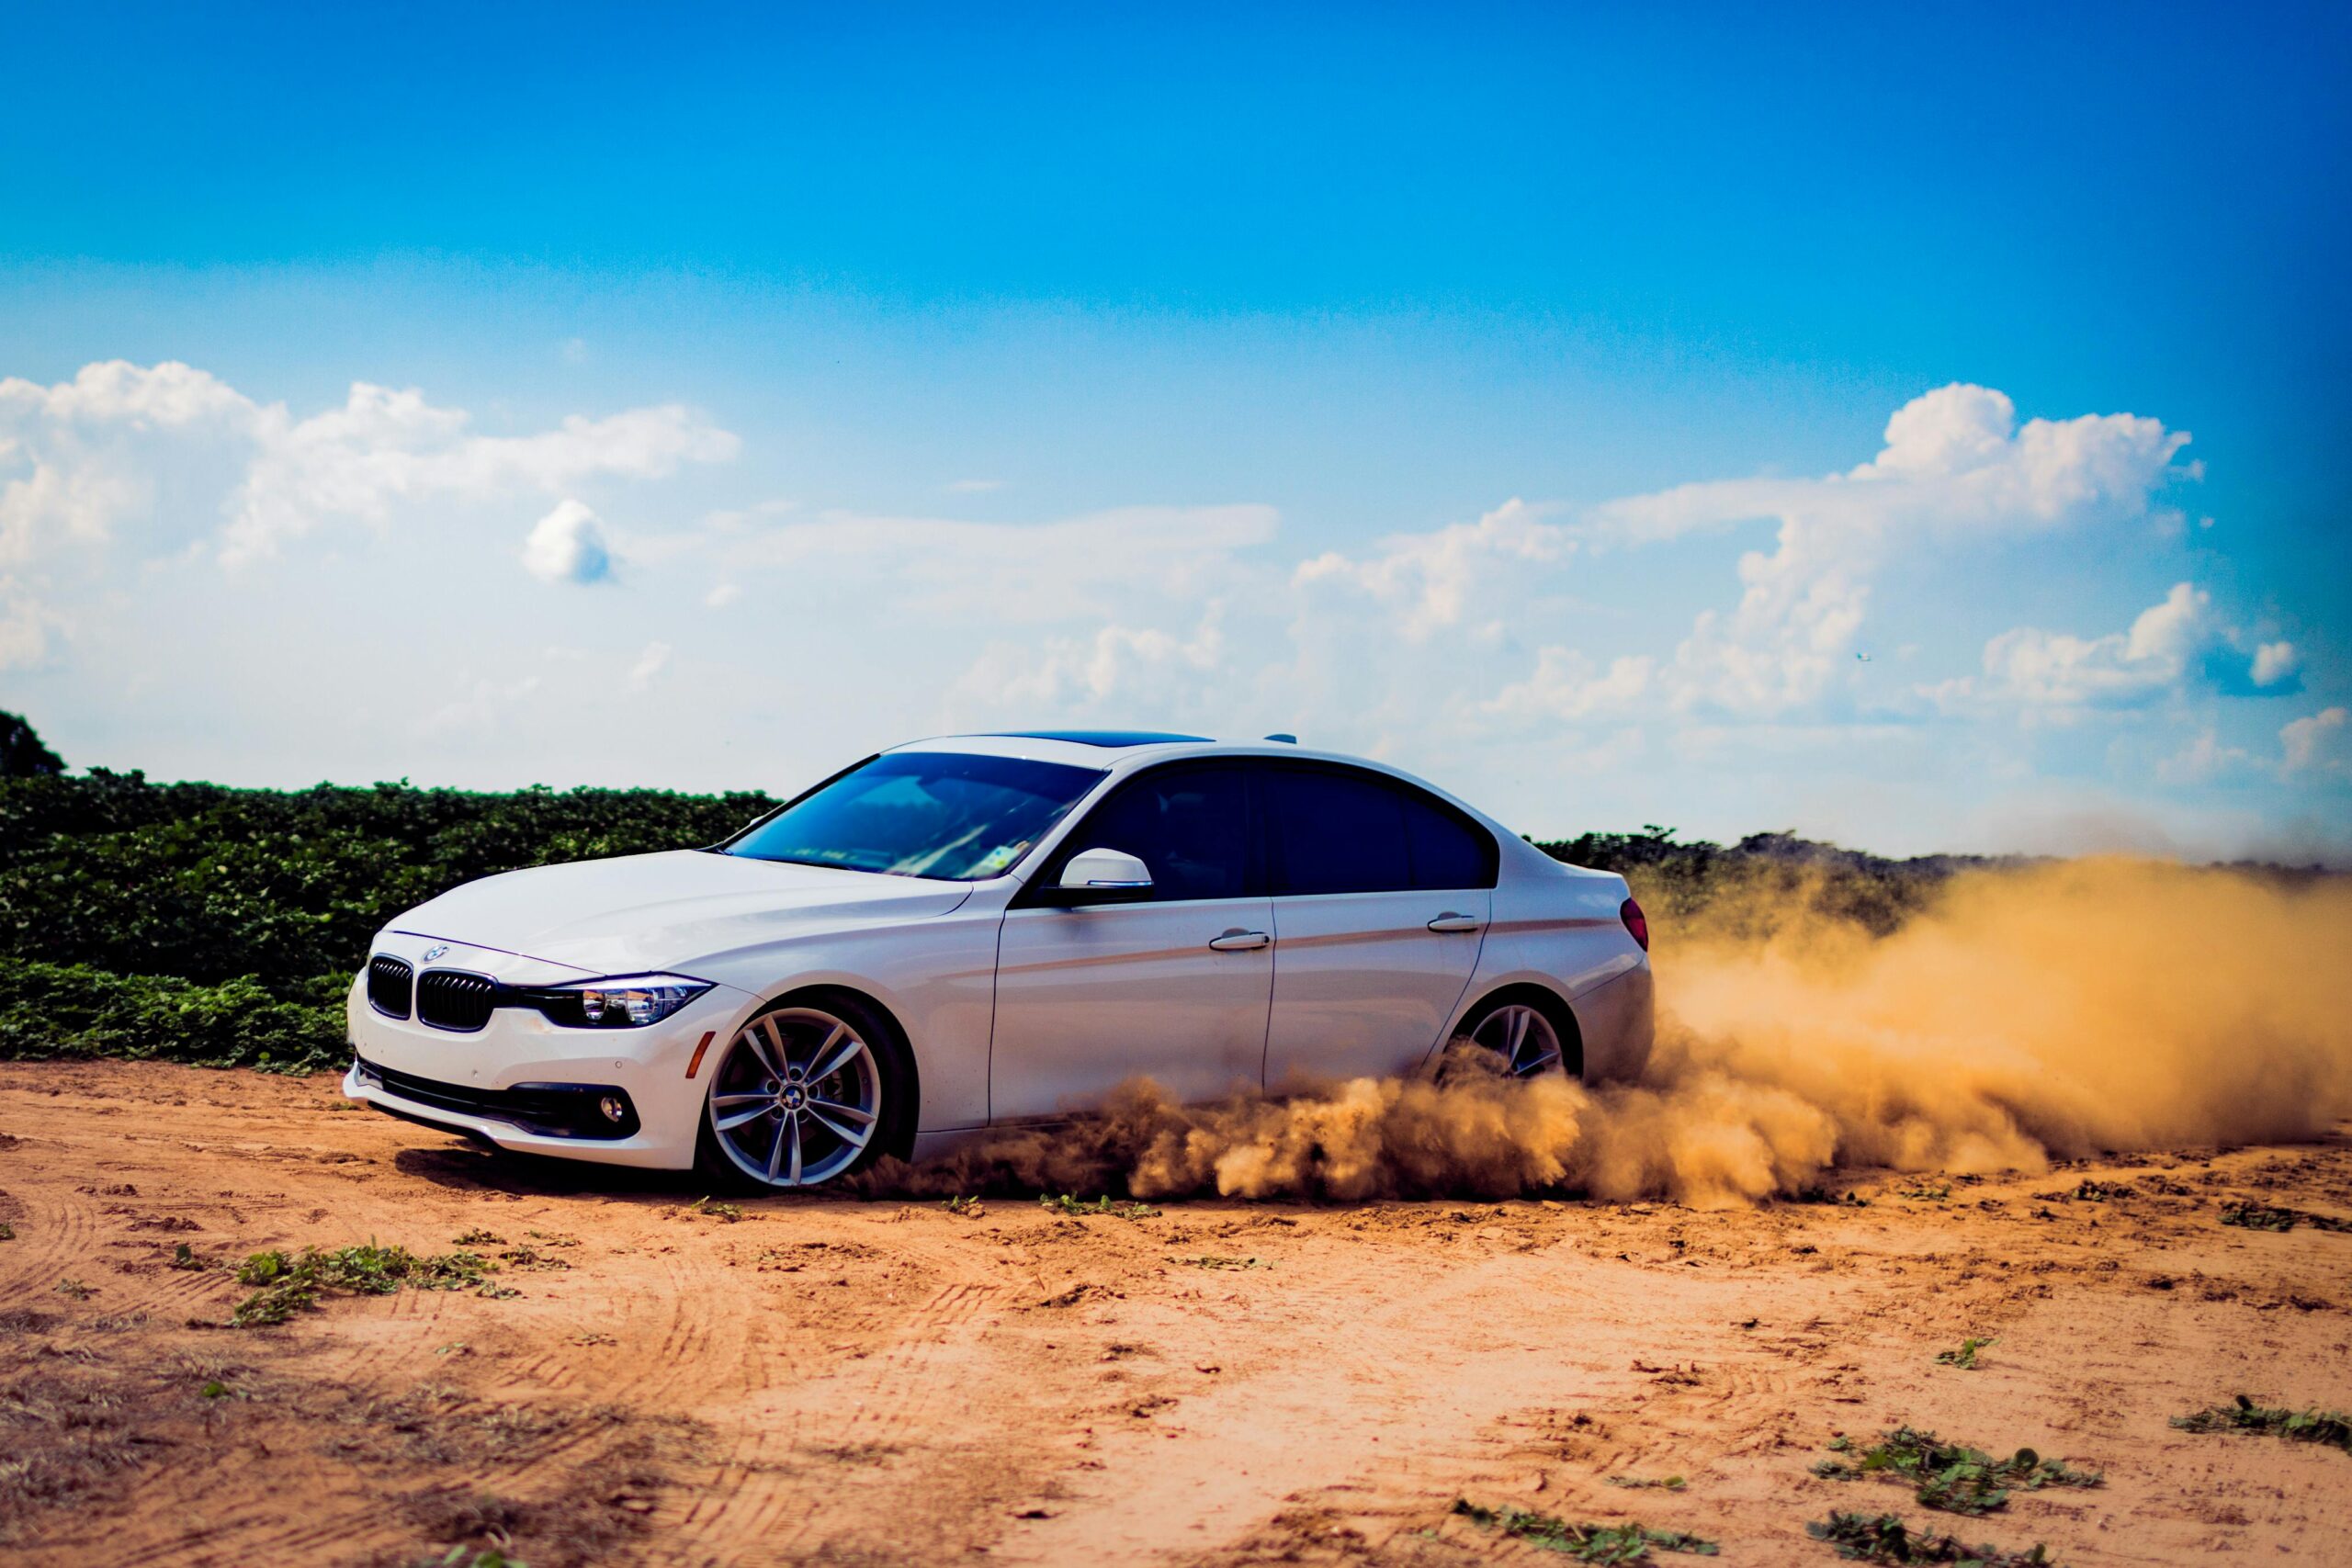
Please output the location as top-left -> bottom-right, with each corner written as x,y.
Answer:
598,1095 -> 627,1123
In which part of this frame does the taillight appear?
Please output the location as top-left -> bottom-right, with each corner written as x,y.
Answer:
1620,896 -> 1649,952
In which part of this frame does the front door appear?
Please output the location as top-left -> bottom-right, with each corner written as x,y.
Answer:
990,762 -> 1271,1120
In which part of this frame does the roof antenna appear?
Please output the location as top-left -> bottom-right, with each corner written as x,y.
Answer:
1263,733 -> 1297,744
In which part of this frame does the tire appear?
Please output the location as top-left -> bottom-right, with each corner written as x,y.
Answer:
1453,987 -> 1582,1081
692,990 -> 917,1191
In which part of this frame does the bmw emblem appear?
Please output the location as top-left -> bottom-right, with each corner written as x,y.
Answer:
422,944 -> 450,963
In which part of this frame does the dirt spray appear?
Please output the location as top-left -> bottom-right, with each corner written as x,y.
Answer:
861,860 -> 2352,1206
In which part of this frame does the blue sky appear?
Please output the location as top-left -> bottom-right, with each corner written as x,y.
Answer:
4,3 -> 2348,857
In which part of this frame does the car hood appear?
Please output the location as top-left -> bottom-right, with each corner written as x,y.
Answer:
392,850 -> 974,976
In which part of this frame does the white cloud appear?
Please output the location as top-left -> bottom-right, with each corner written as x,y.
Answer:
0,576 -> 62,671
1961,582 -> 2212,710
1294,498 -> 1571,642
950,606 -> 1227,716
416,675 -> 544,739
2155,728 -> 2253,785
2281,707 -> 2348,775
16,360 -> 2337,863
714,502 -> 1277,625
2252,640 -> 2300,687
1268,385 -> 2196,726
521,499 -> 615,585
625,640 -> 673,693
0,359 -> 737,570
1581,383 -> 2193,717
228,389 -> 736,561
1595,383 -> 2191,547
1483,648 -> 1655,722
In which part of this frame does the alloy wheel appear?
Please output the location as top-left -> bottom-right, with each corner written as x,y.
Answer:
1470,1002 -> 1566,1078
707,1006 -> 881,1187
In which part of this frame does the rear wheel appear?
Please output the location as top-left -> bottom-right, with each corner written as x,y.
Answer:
694,995 -> 912,1190
1456,990 -> 1578,1079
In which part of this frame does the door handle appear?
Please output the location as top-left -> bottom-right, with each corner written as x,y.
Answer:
1208,929 -> 1271,952
1427,913 -> 1482,933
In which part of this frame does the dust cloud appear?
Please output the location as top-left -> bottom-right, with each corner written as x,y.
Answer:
863,860 -> 2352,1207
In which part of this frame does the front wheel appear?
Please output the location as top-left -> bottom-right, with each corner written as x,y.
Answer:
694,996 -> 912,1190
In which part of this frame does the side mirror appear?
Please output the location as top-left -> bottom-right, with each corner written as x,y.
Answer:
1051,847 -> 1153,905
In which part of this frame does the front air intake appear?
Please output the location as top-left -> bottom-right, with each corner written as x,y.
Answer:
366,955 -> 413,1019
416,970 -> 499,1032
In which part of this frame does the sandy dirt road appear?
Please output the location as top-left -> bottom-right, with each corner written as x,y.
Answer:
3,1060 -> 2350,1566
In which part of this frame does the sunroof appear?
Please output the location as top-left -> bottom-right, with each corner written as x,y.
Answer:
985,730 -> 1211,748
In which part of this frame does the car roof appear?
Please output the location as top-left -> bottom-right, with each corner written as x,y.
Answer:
888,731 -> 1289,767
877,732 -> 1571,879
981,729 -> 1210,748
886,731 -> 1461,793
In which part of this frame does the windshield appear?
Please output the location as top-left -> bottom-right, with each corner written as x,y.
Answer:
721,752 -> 1106,880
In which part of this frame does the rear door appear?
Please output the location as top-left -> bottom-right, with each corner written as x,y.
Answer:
1258,761 -> 1494,1088
990,762 -> 1272,1120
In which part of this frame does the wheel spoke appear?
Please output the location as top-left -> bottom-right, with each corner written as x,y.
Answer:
807,1030 -> 865,1085
786,1112 -> 804,1184
1506,1008 -> 1532,1060
758,1016 -> 790,1076
765,1115 -> 787,1179
807,1096 -> 876,1126
1514,1048 -> 1561,1077
711,1092 -> 769,1107
806,1104 -> 870,1145
716,1104 -> 773,1132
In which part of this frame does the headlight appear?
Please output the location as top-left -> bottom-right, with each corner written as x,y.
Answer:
535,975 -> 713,1029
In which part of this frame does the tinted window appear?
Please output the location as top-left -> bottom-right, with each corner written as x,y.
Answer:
725,752 -> 1104,880
1264,766 -> 1409,896
1047,764 -> 1251,901
1401,789 -> 1496,889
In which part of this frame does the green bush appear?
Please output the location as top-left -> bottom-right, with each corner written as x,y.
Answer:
0,959 -> 347,1074
0,771 -> 776,987
0,757 -> 776,1074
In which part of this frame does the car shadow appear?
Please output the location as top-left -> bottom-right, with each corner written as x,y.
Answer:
390,1143 -> 702,1200
388,1142 -> 859,1213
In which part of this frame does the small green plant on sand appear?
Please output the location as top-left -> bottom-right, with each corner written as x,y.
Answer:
1040,1194 -> 1160,1220
687,1196 -> 745,1222
452,1227 -> 504,1247
55,1278 -> 92,1299
1173,1254 -> 1267,1270
2219,1201 -> 2350,1234
423,1550 -> 528,1568
1895,1184 -> 1951,1202
1451,1501 -> 1716,1561
943,1194 -> 985,1217
228,1242 -> 498,1327
1813,1427 -> 2098,1516
1606,1475 -> 1687,1492
0,1221 -> 15,1241
1807,1512 -> 2054,1565
2172,1394 -> 2352,1455
1934,1337 -> 1996,1371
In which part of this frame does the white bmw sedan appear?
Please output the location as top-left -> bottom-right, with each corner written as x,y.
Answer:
344,732 -> 1654,1190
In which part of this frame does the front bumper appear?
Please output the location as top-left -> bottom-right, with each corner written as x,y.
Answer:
341,941 -> 746,1169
